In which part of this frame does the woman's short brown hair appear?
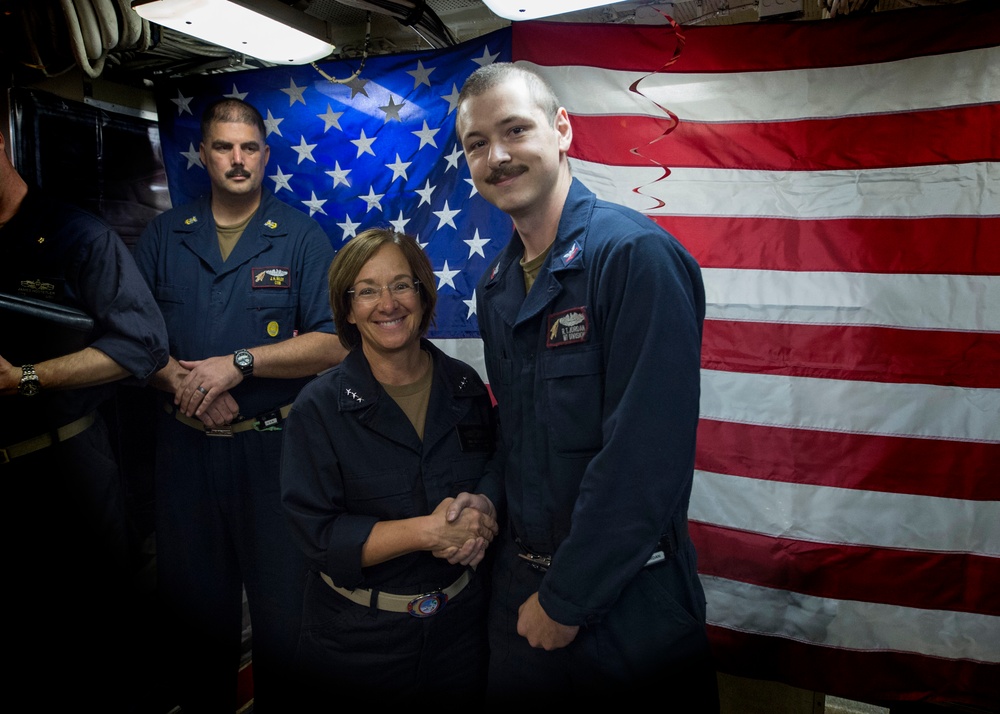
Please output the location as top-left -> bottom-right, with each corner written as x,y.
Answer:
328,228 -> 438,350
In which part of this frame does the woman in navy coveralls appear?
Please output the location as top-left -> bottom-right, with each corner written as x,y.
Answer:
280,229 -> 499,702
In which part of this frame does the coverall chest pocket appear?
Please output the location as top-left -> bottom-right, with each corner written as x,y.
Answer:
247,289 -> 296,340
342,466 -> 415,520
154,284 -> 189,335
539,344 -> 604,455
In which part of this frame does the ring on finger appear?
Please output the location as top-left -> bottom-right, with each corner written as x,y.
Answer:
197,386 -> 208,395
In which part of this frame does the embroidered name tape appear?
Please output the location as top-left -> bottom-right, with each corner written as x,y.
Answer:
252,267 -> 290,288
547,307 -> 589,347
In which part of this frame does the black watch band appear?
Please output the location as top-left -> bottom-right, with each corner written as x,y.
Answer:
233,349 -> 254,378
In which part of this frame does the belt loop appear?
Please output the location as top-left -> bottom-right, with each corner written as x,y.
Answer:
368,589 -> 380,616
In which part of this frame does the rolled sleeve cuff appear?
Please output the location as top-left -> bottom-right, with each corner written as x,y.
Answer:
89,332 -> 169,384
324,513 -> 380,588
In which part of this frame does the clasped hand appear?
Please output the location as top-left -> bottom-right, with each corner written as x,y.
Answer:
429,493 -> 499,568
173,356 -> 241,428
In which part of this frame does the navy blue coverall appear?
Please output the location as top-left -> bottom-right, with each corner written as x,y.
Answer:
476,178 -> 717,705
280,339 -> 494,702
134,188 -> 335,712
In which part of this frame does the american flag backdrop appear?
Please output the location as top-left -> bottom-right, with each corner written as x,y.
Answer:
153,1 -> 998,707
155,30 -> 514,362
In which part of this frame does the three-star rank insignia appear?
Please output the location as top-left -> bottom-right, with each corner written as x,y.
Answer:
345,388 -> 363,404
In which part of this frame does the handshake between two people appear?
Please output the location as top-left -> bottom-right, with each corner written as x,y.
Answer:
429,491 -> 499,569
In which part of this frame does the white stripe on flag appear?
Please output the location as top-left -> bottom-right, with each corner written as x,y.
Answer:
691,471 -> 1000,555
525,46 -> 1000,121
571,160 -> 1000,218
702,269 -> 1000,332
700,369 -> 1000,444
702,575 -> 1000,663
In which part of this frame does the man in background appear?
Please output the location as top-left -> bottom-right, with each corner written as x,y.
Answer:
0,130 -> 169,711
454,63 -> 719,707
135,98 -> 346,712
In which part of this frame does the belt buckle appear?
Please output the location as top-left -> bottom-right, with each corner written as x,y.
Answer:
407,591 -> 447,618
204,426 -> 234,437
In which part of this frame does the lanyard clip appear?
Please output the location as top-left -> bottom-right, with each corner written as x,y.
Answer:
517,552 -> 552,571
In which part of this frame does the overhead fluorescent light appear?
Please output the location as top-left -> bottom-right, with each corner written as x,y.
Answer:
481,0 -> 629,20
131,0 -> 336,65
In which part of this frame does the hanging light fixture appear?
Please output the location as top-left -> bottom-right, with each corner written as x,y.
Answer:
131,0 -> 336,65
481,0 -> 630,21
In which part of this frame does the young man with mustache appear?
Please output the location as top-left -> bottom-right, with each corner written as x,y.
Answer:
454,63 -> 719,707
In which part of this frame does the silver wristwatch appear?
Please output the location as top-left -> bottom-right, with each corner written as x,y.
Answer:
18,364 -> 41,396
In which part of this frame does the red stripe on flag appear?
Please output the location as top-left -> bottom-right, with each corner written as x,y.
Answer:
701,321 -> 1000,389
695,419 -> 1000,501
707,626 -> 999,709
657,216 -> 1000,275
692,522 -> 1000,616
570,105 -> 1000,171
514,3 -> 1000,72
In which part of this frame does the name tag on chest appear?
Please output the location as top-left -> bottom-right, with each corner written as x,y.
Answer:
457,425 -> 492,452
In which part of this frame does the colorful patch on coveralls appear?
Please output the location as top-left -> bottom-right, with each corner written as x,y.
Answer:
547,307 -> 590,347
252,267 -> 290,288
560,241 -> 582,266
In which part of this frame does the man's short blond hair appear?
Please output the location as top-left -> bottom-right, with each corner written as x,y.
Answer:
457,62 -> 561,125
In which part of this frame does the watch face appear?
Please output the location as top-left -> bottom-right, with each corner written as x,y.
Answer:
234,350 -> 253,376
19,379 -> 40,397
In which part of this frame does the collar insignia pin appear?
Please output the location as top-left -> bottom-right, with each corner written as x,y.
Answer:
562,242 -> 581,265
346,388 -> 363,403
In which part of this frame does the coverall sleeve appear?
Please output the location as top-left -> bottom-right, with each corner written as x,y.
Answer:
279,389 -> 379,588
77,222 -> 168,382
538,225 -> 705,626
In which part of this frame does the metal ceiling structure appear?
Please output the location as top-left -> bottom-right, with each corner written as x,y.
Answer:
0,0 -> 970,86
